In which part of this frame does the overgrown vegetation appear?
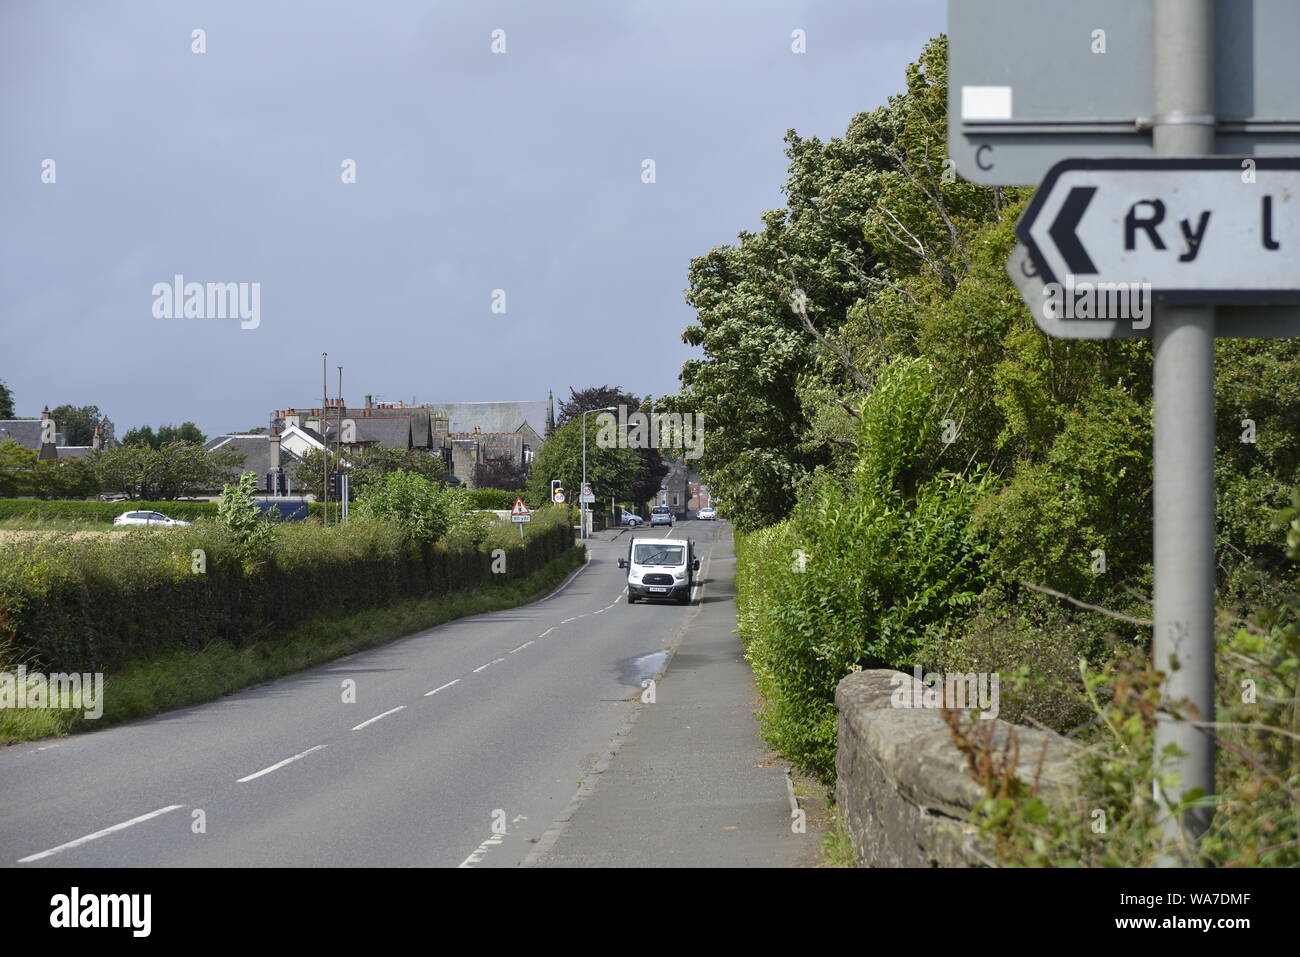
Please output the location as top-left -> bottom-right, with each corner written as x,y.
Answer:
0,501 -> 575,676
701,36 -> 1299,864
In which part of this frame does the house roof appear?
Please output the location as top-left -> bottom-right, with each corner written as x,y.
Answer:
0,420 -> 45,450
324,416 -> 412,449
430,401 -> 547,440
206,434 -> 301,480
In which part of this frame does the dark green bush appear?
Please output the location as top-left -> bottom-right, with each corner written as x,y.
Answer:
0,511 -> 575,673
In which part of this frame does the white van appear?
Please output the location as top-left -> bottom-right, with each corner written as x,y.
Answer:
619,536 -> 699,604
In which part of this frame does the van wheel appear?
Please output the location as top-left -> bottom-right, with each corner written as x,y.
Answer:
627,594 -> 637,604
676,592 -> 690,606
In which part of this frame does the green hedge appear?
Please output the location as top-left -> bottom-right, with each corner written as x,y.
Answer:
464,488 -> 534,510
0,516 -> 576,674
0,499 -> 336,523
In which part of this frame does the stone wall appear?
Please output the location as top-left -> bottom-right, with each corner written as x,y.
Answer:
834,669 -> 1077,867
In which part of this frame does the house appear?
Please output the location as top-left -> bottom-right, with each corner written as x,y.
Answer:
205,431 -> 303,490
274,397 -> 451,470
431,396 -> 551,487
650,457 -> 703,518
0,407 -> 112,461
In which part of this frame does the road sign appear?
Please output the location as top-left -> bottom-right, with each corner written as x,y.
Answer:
579,482 -> 594,504
552,489 -> 565,504
948,0 -> 1300,185
1017,158 -> 1300,304
1006,242 -> 1300,339
510,497 -> 531,523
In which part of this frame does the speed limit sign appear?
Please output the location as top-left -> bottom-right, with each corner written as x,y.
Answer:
552,489 -> 565,504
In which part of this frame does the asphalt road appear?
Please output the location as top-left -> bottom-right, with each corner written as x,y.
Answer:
0,520 -> 726,868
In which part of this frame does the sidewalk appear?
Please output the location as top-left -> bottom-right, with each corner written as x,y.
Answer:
527,528 -> 820,867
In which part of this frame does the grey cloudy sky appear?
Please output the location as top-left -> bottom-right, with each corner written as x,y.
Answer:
1,0 -> 944,437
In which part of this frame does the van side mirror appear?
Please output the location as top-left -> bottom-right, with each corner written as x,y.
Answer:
692,558 -> 700,570
617,558 -> 627,569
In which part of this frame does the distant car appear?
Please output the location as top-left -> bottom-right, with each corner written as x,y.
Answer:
696,507 -> 717,520
650,505 -> 675,526
619,509 -> 644,527
113,510 -> 190,527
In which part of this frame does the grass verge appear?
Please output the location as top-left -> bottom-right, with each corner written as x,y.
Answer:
1,544 -> 585,744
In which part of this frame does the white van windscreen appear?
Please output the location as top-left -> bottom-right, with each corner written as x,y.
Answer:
633,544 -> 685,566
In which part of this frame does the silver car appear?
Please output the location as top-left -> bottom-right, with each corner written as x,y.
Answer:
113,510 -> 191,527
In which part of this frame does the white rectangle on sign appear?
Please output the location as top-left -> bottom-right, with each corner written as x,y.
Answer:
961,85 -> 1012,121
511,513 -> 531,523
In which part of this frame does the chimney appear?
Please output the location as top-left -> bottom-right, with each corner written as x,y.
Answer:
269,432 -> 281,469
92,423 -> 101,451
364,395 -> 372,410
38,405 -> 57,461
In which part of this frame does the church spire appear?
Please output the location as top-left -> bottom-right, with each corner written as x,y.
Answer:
545,390 -> 555,438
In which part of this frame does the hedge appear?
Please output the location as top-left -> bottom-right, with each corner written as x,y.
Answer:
0,491 -> 540,522
0,516 -> 576,674
463,488 -> 534,510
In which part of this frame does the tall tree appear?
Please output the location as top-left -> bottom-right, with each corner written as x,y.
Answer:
556,385 -> 641,425
0,379 -> 14,419
48,404 -> 103,446
528,417 -> 642,506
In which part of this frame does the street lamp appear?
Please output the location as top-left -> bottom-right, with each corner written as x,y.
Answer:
581,406 -> 617,539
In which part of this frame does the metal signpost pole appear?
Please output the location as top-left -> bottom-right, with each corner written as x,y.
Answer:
1151,0 -> 1217,859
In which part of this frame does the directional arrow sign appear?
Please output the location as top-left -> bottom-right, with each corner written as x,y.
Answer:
1017,158 -> 1300,305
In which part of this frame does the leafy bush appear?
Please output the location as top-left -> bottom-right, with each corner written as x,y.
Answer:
217,472 -> 276,564
0,517 -> 576,675
352,470 -> 473,544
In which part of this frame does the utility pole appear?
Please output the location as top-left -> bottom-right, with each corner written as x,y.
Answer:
337,365 -> 344,525
321,352 -> 329,527
1151,0 -> 1217,862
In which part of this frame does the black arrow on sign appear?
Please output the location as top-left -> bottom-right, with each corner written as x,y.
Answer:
1048,186 -> 1098,275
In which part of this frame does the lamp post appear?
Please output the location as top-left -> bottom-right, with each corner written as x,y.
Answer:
581,406 -> 617,540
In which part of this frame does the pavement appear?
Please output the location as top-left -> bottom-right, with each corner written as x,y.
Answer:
0,519 -> 813,868
528,522 -> 819,867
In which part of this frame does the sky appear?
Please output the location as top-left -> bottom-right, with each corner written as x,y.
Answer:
0,0 -> 945,438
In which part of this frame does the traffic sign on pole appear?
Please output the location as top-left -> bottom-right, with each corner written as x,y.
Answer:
510,497 -> 532,523
579,482 -> 594,504
954,0 -> 1300,860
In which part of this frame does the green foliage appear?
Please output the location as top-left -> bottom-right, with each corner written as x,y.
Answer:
463,488 -> 533,510
47,404 -> 103,446
122,422 -> 206,449
688,30 -> 1300,865
0,379 -> 13,419
526,417 -> 643,507
0,513 -> 576,676
353,470 -> 472,544
90,442 -> 239,499
217,472 -> 276,564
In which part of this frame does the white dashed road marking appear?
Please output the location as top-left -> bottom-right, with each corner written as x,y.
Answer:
352,706 -> 406,731
237,744 -> 328,783
18,805 -> 185,864
425,679 -> 460,697
509,641 -> 533,654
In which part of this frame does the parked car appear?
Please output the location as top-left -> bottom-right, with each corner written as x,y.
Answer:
113,510 -> 191,527
252,498 -> 311,522
650,505 -> 675,526
619,536 -> 699,605
696,507 -> 717,520
619,509 -> 644,527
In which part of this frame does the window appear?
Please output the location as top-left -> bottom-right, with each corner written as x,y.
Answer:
634,544 -> 685,566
